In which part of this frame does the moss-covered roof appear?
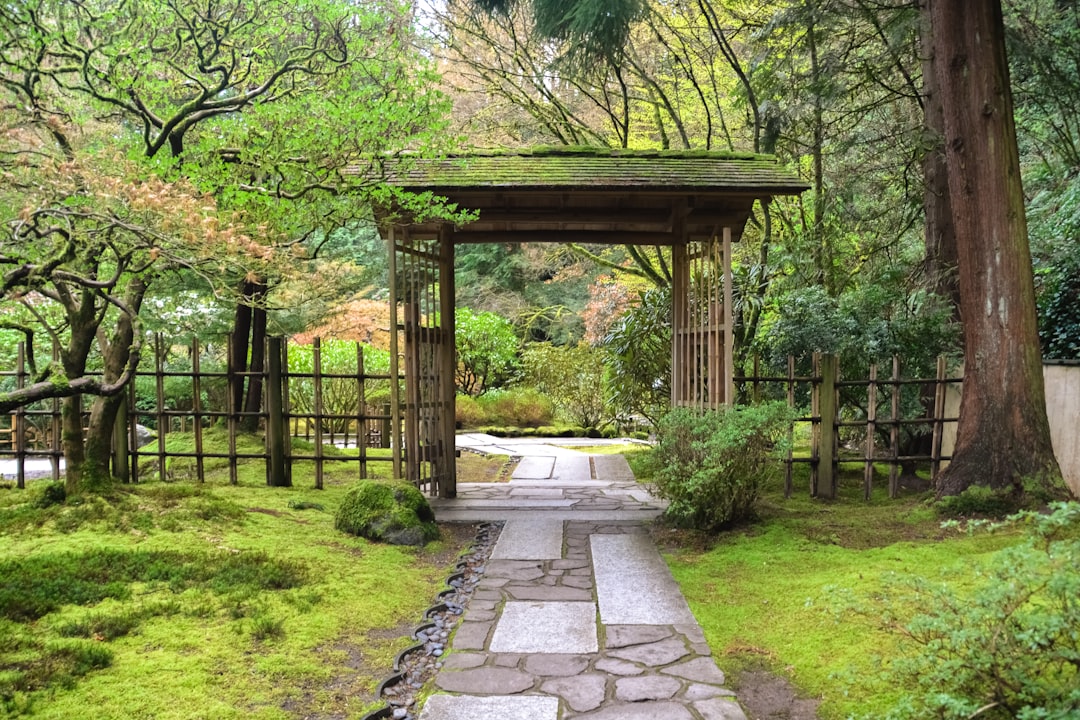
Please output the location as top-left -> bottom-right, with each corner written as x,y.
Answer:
384,146 -> 808,194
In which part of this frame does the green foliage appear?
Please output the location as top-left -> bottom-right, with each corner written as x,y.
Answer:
522,341 -> 609,427
936,485 -> 1017,519
1037,249 -> 1080,360
873,503 -> 1080,719
287,339 -> 392,433
0,549 -> 306,622
32,482 -> 66,509
455,307 -> 521,395
334,480 -> 438,546
455,388 -> 554,428
603,286 -> 671,426
651,403 -> 793,531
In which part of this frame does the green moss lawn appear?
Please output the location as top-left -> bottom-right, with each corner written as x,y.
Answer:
651,463 -> 1023,719
0,434 -> 480,719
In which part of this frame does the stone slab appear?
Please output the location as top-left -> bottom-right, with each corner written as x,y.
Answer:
575,701 -> 695,719
434,666 -> 535,694
418,695 -> 558,720
491,518 -> 564,560
591,533 -> 697,625
489,601 -> 598,654
513,456 -> 555,479
553,455 -> 592,482
591,454 -> 635,481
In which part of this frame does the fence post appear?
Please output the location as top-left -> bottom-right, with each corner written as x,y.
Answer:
864,364 -> 877,500
931,355 -> 947,479
784,355 -> 795,498
889,356 -> 901,498
810,353 -> 820,496
313,337 -> 324,490
818,354 -> 838,499
380,403 -> 392,450
266,336 -> 289,487
14,342 -> 26,489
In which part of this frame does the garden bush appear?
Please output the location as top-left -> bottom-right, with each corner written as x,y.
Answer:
454,388 -> 554,428
872,502 -> 1080,719
651,403 -> 793,531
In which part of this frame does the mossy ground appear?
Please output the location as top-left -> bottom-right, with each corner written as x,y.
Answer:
653,461 -> 1024,719
0,432 -> 495,719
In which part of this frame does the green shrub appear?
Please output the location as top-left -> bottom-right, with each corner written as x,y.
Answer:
33,482 -> 66,509
871,502 -> 1080,719
936,484 -> 1017,518
651,403 -> 793,531
456,388 -> 554,428
480,387 -> 553,427
455,394 -> 486,427
334,480 -> 438,546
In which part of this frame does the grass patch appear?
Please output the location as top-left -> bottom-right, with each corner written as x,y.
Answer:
559,443 -> 652,456
657,461 -> 1025,718
455,451 -> 515,483
0,443 -> 472,719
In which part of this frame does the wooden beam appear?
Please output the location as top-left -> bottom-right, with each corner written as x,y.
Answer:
452,230 -> 676,245
470,208 -> 673,225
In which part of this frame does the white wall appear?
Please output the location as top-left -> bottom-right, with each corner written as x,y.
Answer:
941,363 -> 1080,497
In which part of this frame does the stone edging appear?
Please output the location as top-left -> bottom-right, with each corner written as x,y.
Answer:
360,521 -> 503,720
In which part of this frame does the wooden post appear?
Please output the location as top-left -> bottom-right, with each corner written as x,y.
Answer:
388,227 -> 403,480
313,337 -> 324,490
14,342 -> 25,489
127,383 -> 139,483
226,333 -> 238,485
889,356 -> 901,498
357,344 -> 367,479
51,344 -> 61,482
113,389 -> 129,483
283,340 -> 293,488
723,227 -> 734,406
864,363 -> 877,500
671,235 -> 687,408
155,334 -> 167,482
439,225 -> 457,498
192,338 -> 205,482
931,355 -> 947,480
810,352 -> 820,496
266,336 -> 289,487
785,355 -> 795,498
818,354 -> 838,499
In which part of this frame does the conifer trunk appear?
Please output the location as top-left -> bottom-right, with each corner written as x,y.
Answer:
930,0 -> 1060,496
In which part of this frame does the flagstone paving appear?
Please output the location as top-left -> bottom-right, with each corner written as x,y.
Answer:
411,437 -> 748,720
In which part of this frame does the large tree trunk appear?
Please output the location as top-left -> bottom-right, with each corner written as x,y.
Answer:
919,2 -> 959,310
241,302 -> 267,433
931,0 -> 1060,497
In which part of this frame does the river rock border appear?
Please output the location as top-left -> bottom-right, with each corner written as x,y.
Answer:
361,521 -> 503,720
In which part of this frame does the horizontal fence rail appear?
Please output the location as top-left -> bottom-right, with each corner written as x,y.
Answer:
1,335 -> 406,489
735,353 -> 963,499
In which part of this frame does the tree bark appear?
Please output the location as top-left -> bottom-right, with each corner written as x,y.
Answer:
919,2 -> 959,310
931,0 -> 1061,497
230,282 -> 255,423
241,300 -> 267,433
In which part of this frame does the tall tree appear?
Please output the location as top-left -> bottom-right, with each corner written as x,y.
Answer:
929,0 -> 1060,496
1,0 -> 457,493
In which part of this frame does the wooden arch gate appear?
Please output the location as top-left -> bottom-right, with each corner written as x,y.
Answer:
378,149 -> 807,498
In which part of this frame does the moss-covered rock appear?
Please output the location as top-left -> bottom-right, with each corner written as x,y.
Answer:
334,480 -> 438,546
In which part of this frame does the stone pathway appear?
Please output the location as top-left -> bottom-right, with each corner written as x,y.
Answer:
414,436 -> 748,720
